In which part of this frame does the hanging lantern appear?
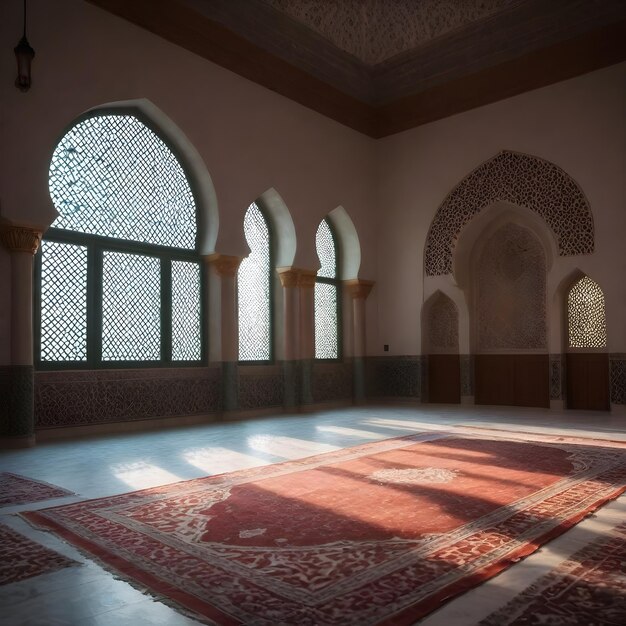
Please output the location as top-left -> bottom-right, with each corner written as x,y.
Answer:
14,1 -> 35,92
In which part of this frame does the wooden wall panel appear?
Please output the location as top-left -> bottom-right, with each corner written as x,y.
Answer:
475,355 -> 549,408
428,354 -> 460,404
566,353 -> 610,410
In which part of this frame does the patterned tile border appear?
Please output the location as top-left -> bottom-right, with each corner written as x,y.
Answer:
35,367 -> 222,428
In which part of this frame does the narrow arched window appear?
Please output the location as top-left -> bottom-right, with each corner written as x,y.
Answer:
38,113 -> 203,367
314,219 -> 340,359
567,276 -> 606,348
238,202 -> 272,361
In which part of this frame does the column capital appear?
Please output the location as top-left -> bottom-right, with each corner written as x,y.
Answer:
277,267 -> 300,288
206,253 -> 242,277
345,278 -> 375,300
277,267 -> 318,289
0,224 -> 42,254
297,269 -> 317,289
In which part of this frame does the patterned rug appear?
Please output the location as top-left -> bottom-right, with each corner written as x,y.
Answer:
0,472 -> 74,506
22,430 -> 626,625
0,522 -> 78,586
480,520 -> 626,625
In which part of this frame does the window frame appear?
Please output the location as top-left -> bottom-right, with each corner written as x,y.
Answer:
314,218 -> 342,362
237,201 -> 276,365
35,110 -> 206,370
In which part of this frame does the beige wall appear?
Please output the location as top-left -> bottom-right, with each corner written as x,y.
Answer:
1,0 -> 624,364
374,62 -> 626,355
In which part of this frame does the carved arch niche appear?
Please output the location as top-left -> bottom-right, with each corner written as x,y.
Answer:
469,220 -> 550,408
422,291 -> 460,404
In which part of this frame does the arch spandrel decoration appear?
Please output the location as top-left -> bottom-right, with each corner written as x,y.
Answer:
424,151 -> 593,276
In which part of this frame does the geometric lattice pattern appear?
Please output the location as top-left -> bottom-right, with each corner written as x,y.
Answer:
315,282 -> 339,359
316,219 -> 337,279
315,219 -> 339,359
238,203 -> 271,361
172,261 -> 202,361
567,276 -> 606,348
102,252 -> 161,361
427,292 -> 458,352
49,115 -> 196,249
264,0 -> 518,65
477,223 -> 546,351
40,241 -> 88,362
425,151 -> 594,275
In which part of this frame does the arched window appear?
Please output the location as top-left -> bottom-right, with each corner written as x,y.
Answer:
38,113 -> 203,366
238,202 -> 272,361
567,276 -> 606,348
314,219 -> 340,359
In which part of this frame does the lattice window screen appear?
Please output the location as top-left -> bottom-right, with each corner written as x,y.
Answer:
316,219 -> 336,279
49,115 -> 196,249
315,282 -> 338,359
40,241 -> 88,361
238,203 -> 271,361
102,252 -> 161,361
567,276 -> 606,348
315,219 -> 339,359
172,261 -> 202,361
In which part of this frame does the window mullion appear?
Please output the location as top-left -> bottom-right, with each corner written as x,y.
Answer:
161,258 -> 172,363
33,248 -> 43,367
89,244 -> 103,367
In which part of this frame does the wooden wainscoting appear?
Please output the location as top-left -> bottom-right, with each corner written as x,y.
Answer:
475,354 -> 549,408
428,354 -> 460,404
566,353 -> 610,410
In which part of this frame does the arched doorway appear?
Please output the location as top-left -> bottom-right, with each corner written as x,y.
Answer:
472,222 -> 549,407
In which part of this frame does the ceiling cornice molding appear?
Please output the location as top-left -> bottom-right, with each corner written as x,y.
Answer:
86,0 -> 376,135
86,0 -> 626,139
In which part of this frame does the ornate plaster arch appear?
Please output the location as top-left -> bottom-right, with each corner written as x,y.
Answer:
424,150 -> 593,276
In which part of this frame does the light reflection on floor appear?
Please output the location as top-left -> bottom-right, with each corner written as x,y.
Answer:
110,461 -> 182,490
0,405 -> 624,626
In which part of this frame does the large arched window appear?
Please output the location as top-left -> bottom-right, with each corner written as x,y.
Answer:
567,276 -> 606,348
38,113 -> 203,367
314,219 -> 340,359
238,202 -> 272,361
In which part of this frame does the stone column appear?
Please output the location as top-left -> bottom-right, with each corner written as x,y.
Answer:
277,267 -> 300,409
298,269 -> 317,407
0,224 -> 42,448
345,279 -> 374,404
208,254 -> 242,413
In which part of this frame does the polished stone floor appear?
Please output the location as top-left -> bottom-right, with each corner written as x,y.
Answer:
1,404 -> 624,625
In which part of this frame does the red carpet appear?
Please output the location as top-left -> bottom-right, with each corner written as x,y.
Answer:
0,522 -> 77,586
480,520 -> 626,625
0,472 -> 74,506
23,430 -> 626,625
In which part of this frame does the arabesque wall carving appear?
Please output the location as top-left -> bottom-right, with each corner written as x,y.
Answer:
427,293 -> 459,352
425,151 -> 593,276
477,223 -> 546,351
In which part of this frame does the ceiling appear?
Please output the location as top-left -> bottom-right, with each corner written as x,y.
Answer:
87,0 -> 626,137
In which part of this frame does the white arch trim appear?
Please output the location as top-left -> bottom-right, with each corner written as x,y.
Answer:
327,206 -> 361,280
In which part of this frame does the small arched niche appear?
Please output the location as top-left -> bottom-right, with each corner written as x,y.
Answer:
561,272 -> 609,411
422,291 -> 460,404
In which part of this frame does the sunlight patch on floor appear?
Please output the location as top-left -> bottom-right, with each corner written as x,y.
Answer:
316,425 -> 382,439
182,447 -> 269,474
110,461 -> 182,489
247,435 -> 340,459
